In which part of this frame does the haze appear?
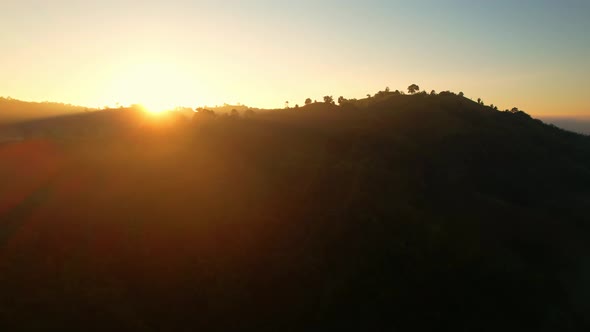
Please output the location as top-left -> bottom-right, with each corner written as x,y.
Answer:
1,0 -> 589,117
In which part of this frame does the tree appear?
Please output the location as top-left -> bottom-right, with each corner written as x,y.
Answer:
510,107 -> 519,113
193,108 -> 216,123
366,94 -> 371,98
407,84 -> 420,94
323,96 -> 335,105
338,96 -> 347,105
285,101 -> 289,109
430,90 -> 436,95
458,92 -> 464,97
477,98 -> 482,104
375,88 -> 389,98
244,109 -> 255,118
305,98 -> 312,105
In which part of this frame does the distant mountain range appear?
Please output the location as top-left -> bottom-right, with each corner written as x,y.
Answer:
541,117 -> 590,135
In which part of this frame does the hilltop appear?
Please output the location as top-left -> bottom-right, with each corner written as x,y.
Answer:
0,97 -> 91,125
1,89 -> 589,331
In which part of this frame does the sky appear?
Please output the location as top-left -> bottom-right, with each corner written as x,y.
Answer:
1,0 -> 589,116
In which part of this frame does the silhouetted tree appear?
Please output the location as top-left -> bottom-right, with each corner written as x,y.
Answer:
375,88 -> 389,98
193,108 -> 216,123
430,90 -> 436,95
338,96 -> 347,105
385,86 -> 390,92
408,84 -> 420,94
244,109 -> 256,118
305,98 -> 312,105
324,96 -> 335,105
458,92 -> 464,97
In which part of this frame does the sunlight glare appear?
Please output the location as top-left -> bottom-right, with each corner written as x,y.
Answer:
107,61 -> 199,113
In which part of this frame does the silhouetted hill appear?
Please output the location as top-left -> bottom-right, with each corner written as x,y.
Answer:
1,92 -> 589,331
0,97 -> 90,125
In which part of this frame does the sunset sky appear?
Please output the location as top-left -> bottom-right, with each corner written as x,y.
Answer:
1,0 -> 589,116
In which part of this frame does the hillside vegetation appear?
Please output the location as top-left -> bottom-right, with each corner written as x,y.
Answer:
1,89 -> 590,331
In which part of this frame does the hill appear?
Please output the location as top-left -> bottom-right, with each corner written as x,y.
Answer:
0,97 -> 91,125
1,91 -> 589,331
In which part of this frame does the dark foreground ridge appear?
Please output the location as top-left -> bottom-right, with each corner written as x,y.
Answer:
1,90 -> 590,331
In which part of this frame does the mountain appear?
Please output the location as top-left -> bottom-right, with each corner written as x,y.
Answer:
542,116 -> 590,135
1,91 -> 589,331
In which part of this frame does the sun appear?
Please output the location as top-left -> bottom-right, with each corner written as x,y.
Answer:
142,102 -> 170,115
107,60 -> 200,114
